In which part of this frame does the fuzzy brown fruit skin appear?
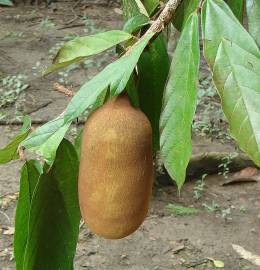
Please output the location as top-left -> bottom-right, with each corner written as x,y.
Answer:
78,94 -> 153,239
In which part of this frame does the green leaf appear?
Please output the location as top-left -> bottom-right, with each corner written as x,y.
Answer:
0,0 -> 13,6
138,35 -> 170,152
122,0 -> 148,20
22,116 -> 70,164
225,0 -> 244,21
246,0 -> 260,47
45,30 -> 132,74
172,0 -> 199,31
160,13 -> 200,189
64,32 -> 154,122
14,160 -> 42,270
202,0 -> 260,167
23,139 -> 80,270
201,0 -> 260,67
211,40 -> 260,167
142,0 -> 159,14
0,115 -> 31,164
123,14 -> 150,33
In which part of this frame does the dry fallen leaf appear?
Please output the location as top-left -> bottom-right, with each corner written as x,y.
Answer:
0,192 -> 19,209
3,226 -> 15,235
114,8 -> 123,15
222,167 -> 260,185
232,244 -> 260,266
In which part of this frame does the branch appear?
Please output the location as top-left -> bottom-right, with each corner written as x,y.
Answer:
147,0 -> 182,34
125,0 -> 182,54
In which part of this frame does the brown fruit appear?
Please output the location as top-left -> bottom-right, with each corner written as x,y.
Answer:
78,94 -> 153,239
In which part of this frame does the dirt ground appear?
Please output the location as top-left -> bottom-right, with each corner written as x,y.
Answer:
0,1 -> 260,270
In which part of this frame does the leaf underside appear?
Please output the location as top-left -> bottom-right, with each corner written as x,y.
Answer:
202,0 -> 260,167
246,0 -> 260,47
160,13 -> 200,189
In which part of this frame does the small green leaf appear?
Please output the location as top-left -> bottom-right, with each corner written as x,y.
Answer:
0,0 -> 13,6
138,35 -> 170,152
172,0 -> 199,31
23,139 -> 80,270
160,13 -> 200,189
123,14 -> 150,33
225,0 -> 244,21
208,258 -> 225,268
22,116 -> 70,164
45,30 -> 132,74
0,116 -> 31,164
246,0 -> 260,47
14,160 -> 42,270
165,203 -> 199,216
202,0 -> 260,167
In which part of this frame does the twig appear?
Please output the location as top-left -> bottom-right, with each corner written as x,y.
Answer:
53,82 -> 74,97
18,146 -> 26,161
57,23 -> 85,30
197,0 -> 205,12
126,0 -> 182,53
146,0 -> 182,34
0,211 -> 11,224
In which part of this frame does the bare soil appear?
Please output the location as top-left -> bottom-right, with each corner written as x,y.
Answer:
0,1 -> 260,270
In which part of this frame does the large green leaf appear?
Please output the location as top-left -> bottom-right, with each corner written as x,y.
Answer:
172,0 -> 199,31
202,0 -> 260,167
0,115 -> 31,164
23,139 -> 80,270
46,30 -> 132,74
0,0 -> 13,6
14,160 -> 42,270
246,0 -> 260,47
22,33 -> 154,162
201,0 -> 260,67
225,0 -> 244,21
160,13 -> 200,189
138,35 -> 170,152
212,40 -> 260,166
